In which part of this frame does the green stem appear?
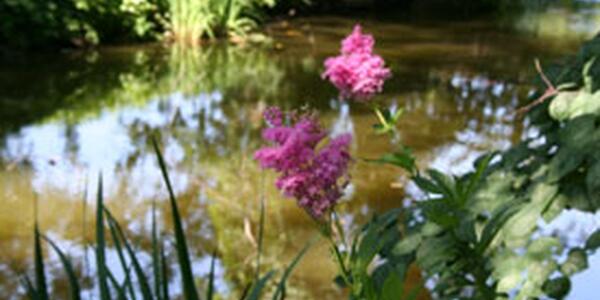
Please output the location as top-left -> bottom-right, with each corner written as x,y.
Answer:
309,213 -> 352,287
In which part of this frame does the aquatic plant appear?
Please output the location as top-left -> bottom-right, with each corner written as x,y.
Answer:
20,137 -> 311,299
166,0 -> 276,44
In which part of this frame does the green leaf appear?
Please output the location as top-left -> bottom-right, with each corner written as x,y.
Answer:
20,274 -> 38,300
478,199 -> 524,253
34,217 -> 49,300
413,175 -> 443,195
160,243 -> 170,300
95,175 -> 111,300
153,137 -> 200,300
207,250 -> 217,300
380,272 -> 404,300
561,248 -> 588,276
416,234 -> 458,273
464,153 -> 495,199
547,147 -> 585,182
42,235 -> 81,300
272,239 -> 315,300
246,271 -> 275,300
255,193 -> 265,282
392,234 -> 422,256
585,229 -> 600,251
455,217 -> 477,244
106,268 -> 128,300
549,90 -> 600,121
152,200 -> 162,300
368,148 -> 416,174
104,208 -> 155,300
427,169 -> 457,201
586,160 -> 600,199
542,277 -> 571,299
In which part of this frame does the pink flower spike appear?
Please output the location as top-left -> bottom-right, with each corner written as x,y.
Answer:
254,107 -> 353,218
341,25 -> 375,55
322,24 -> 391,102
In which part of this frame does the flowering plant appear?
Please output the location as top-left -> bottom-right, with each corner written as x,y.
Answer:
255,25 -> 600,300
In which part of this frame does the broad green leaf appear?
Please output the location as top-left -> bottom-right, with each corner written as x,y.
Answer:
542,277 -> 571,299
561,248 -> 588,276
585,228 -> 600,251
586,160 -> 600,198
549,90 -> 600,121
392,234 -> 422,256
547,147 -> 585,182
380,272 -> 404,300
478,199 -> 524,253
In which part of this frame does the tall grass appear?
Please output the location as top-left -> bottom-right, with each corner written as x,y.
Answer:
22,135 -> 311,299
167,0 -> 275,44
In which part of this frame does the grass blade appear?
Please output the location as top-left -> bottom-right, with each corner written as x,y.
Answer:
255,175 -> 265,282
34,199 -> 49,300
20,274 -> 38,299
160,242 -> 170,300
95,174 -> 111,300
152,137 -> 199,300
106,268 -> 127,300
42,235 -> 81,300
272,240 -> 315,300
246,271 -> 275,300
152,200 -> 162,300
207,250 -> 217,300
105,208 -> 155,300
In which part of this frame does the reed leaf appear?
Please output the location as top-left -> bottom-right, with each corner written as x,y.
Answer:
160,242 -> 170,300
95,174 -> 111,300
271,240 -> 315,300
152,137 -> 200,300
21,274 -> 38,300
207,250 -> 217,300
246,271 -> 275,300
105,208 -> 155,300
152,200 -> 162,300
42,235 -> 81,300
34,201 -> 49,300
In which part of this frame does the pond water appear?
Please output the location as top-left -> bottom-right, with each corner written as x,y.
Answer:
1,5 -> 600,300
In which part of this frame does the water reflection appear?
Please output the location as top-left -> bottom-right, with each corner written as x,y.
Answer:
0,9 -> 599,299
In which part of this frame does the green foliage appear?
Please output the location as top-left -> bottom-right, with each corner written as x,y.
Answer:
0,0 -> 277,48
0,0 -> 166,48
167,0 -> 275,44
20,137 -> 310,299
362,34 -> 600,299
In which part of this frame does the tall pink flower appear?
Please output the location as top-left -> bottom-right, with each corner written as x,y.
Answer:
255,107 -> 352,218
322,25 -> 391,101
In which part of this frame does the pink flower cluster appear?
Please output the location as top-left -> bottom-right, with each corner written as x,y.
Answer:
254,107 -> 352,218
322,25 -> 391,101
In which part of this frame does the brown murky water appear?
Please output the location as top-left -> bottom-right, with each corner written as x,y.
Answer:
1,5 -> 600,299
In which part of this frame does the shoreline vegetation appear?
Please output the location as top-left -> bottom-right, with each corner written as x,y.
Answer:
0,0 -> 577,51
